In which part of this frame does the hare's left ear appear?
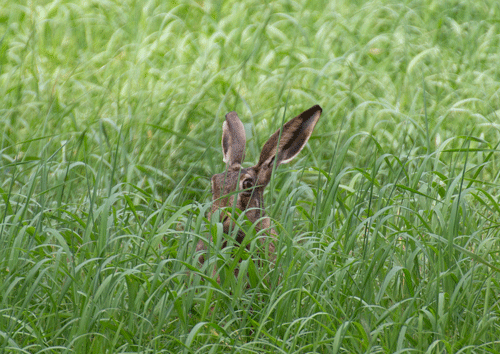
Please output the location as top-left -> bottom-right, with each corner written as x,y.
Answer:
257,105 -> 322,169
222,111 -> 246,170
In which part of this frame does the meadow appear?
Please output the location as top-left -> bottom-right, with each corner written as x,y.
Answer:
1,0 -> 500,352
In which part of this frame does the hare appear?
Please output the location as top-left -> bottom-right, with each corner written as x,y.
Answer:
196,105 -> 322,266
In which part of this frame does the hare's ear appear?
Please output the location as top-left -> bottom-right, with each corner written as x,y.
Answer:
222,111 -> 246,169
258,105 -> 322,169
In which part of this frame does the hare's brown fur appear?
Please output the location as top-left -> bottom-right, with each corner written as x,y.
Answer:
196,105 -> 322,265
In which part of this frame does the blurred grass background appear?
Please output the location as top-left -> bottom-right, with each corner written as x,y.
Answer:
1,0 -> 500,352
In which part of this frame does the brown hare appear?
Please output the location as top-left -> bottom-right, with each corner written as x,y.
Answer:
196,105 -> 322,269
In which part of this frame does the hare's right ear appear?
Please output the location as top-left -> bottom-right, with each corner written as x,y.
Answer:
257,105 -> 322,170
222,111 -> 246,170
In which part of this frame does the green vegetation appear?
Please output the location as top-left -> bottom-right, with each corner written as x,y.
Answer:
1,0 -> 500,352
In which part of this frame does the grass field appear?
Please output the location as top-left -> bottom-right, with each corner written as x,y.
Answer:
1,0 -> 500,352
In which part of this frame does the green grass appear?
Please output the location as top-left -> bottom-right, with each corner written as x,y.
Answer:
1,0 -> 500,352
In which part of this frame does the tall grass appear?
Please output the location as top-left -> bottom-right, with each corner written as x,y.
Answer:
1,0 -> 500,352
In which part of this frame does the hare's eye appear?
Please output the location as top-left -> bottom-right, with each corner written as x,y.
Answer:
242,178 -> 254,191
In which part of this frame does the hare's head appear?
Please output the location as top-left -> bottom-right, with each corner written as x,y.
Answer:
210,105 -> 322,242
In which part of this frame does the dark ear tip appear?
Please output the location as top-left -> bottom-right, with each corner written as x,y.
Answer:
310,104 -> 322,113
301,104 -> 323,117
